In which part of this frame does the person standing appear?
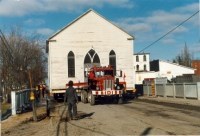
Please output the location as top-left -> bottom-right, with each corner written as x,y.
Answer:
64,80 -> 78,120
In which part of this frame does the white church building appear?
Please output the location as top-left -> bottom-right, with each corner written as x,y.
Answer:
46,9 -> 135,92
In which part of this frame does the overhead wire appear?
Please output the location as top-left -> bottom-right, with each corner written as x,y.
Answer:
138,10 -> 199,53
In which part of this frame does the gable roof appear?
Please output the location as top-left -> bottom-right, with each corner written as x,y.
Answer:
159,60 -> 195,70
47,9 -> 135,40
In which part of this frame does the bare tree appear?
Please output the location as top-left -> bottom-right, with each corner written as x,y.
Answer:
0,27 -> 47,102
173,42 -> 192,67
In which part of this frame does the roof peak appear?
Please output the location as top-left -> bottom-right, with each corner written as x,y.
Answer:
48,8 -> 134,40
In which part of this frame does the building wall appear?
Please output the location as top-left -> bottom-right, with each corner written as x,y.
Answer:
135,71 -> 158,84
135,60 -> 194,84
133,53 -> 150,72
159,60 -> 195,80
48,10 -> 135,90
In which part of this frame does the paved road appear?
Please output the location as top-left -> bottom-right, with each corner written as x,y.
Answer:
45,99 -> 200,135
1,98 -> 200,135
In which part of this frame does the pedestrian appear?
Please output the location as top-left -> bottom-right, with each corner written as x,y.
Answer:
42,84 -> 46,98
64,80 -> 79,120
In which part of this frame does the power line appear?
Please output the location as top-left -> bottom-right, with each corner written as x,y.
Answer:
138,10 -> 199,53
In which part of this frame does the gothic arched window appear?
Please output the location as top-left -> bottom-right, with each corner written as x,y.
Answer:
109,50 -> 116,75
68,51 -> 75,77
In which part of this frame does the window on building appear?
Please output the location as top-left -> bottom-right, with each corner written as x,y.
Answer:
144,64 -> 146,71
136,55 -> 139,62
109,50 -> 116,75
143,55 -> 146,61
68,51 -> 75,77
93,54 -> 100,63
136,65 -> 139,71
84,54 -> 91,64
84,49 -> 100,64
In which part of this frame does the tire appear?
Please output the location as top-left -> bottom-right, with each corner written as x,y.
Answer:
88,91 -> 95,105
81,90 -> 88,103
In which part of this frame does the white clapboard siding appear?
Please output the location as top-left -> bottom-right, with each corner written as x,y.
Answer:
48,9 -> 135,91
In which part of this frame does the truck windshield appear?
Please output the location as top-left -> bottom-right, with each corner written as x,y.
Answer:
104,70 -> 113,76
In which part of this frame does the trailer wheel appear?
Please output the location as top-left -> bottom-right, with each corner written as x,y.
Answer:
88,91 -> 95,105
81,90 -> 88,103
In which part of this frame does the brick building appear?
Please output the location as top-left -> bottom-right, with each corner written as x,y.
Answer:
191,60 -> 200,76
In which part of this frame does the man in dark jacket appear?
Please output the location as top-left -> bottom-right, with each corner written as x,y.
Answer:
64,80 -> 78,120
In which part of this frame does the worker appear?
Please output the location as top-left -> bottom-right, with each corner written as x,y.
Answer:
88,71 -> 95,79
64,80 -> 79,120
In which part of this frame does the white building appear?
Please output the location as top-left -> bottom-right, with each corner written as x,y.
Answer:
135,59 -> 195,84
46,9 -> 135,92
133,53 -> 150,72
150,60 -> 195,80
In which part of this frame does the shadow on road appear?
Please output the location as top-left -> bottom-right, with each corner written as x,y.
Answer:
78,112 -> 95,119
56,105 -> 68,136
140,127 -> 152,136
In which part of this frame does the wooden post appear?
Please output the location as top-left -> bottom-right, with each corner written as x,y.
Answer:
28,69 -> 37,122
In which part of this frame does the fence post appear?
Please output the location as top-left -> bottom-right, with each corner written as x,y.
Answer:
183,83 -> 186,99
173,83 -> 176,98
163,84 -> 166,98
197,82 -> 200,100
11,91 -> 16,115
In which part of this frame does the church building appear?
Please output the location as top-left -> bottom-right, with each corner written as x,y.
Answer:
46,9 -> 135,92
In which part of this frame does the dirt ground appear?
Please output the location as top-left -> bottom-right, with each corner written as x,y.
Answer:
1,97 -> 200,136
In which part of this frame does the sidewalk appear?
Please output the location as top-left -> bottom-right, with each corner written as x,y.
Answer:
137,96 -> 200,107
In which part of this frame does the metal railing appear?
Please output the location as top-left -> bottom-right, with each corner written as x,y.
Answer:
11,89 -> 33,115
143,82 -> 200,100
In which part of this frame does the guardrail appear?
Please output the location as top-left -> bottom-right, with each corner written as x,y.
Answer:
143,82 -> 200,100
11,89 -> 33,115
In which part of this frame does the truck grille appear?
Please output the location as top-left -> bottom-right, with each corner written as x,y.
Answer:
103,80 -> 114,90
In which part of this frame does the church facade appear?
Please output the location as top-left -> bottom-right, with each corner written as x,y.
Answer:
47,9 -> 135,92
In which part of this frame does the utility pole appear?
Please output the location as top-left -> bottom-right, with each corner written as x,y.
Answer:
28,66 -> 37,122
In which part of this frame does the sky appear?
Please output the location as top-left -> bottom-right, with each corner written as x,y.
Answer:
0,0 -> 200,61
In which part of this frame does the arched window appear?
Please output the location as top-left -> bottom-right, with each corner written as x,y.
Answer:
68,51 -> 75,77
84,54 -> 91,64
109,50 -> 116,75
84,49 -> 100,78
93,54 -> 100,63
136,65 -> 139,71
143,55 -> 146,61
136,55 -> 139,62
84,49 -> 100,65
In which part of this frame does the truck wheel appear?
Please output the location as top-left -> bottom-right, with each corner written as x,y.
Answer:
91,94 -> 95,105
88,91 -> 95,105
81,90 -> 88,103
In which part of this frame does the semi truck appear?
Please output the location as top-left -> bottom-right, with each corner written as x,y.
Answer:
51,65 -> 131,105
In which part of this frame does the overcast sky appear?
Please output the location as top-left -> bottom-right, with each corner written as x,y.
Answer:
0,0 -> 199,61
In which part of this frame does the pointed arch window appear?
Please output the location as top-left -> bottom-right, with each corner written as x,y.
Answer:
109,50 -> 116,75
84,49 -> 100,64
84,54 -> 91,64
68,51 -> 75,77
93,54 -> 100,63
